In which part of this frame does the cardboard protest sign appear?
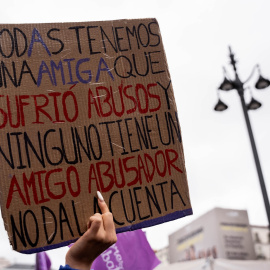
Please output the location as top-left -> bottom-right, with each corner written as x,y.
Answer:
0,18 -> 192,253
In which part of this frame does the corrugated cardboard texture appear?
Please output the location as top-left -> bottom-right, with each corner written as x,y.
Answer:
0,18 -> 192,253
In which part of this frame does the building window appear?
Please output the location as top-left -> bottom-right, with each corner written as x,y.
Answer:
254,232 -> 261,243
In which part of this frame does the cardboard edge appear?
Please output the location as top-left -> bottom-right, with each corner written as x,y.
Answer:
19,208 -> 193,254
116,208 -> 193,233
19,238 -> 78,254
0,18 -> 158,27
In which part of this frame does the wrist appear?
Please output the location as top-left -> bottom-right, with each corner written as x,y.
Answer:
65,255 -> 93,270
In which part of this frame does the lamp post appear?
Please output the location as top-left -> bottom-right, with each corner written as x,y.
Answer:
214,46 -> 270,229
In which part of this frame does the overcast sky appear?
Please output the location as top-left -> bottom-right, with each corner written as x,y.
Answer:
0,0 -> 270,268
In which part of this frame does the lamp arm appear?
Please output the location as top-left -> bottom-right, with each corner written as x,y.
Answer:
223,66 -> 233,81
243,64 -> 259,84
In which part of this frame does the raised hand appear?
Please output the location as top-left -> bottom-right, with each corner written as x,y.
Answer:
65,191 -> 117,270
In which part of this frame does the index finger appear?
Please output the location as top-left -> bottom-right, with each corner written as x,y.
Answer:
97,191 -> 110,214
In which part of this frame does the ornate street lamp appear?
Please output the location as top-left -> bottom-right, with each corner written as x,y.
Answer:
214,46 -> 270,229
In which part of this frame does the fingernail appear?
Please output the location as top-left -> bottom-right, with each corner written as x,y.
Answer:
97,191 -> 104,202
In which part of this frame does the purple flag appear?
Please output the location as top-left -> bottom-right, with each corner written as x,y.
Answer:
35,251 -> 51,270
91,230 -> 160,270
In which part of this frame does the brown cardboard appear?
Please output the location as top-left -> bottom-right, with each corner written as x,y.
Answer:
0,18 -> 192,253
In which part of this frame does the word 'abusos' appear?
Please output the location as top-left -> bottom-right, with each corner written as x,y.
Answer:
0,80 -> 171,128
